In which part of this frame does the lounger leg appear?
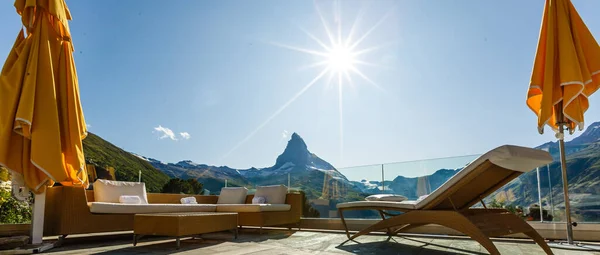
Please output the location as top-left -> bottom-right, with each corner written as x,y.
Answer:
176,237 -> 180,249
133,234 -> 137,247
55,234 -> 67,247
349,211 -> 501,255
523,230 -> 553,255
393,223 -> 426,235
378,210 -> 393,237
468,210 -> 553,255
259,227 -> 262,235
338,208 -> 352,239
234,228 -> 238,239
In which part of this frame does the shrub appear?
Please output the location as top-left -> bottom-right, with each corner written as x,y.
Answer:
161,178 -> 204,195
0,188 -> 32,224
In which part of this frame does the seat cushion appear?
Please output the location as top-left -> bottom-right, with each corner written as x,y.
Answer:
336,201 -> 417,210
217,187 -> 248,204
365,194 -> 408,202
216,204 -> 291,212
93,180 -> 148,204
89,202 -> 217,214
255,185 -> 287,204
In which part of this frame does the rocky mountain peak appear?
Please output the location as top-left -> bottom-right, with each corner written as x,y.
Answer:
175,160 -> 200,168
275,132 -> 310,167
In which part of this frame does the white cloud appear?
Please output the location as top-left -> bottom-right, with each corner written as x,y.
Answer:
282,130 -> 289,139
154,125 -> 178,141
180,132 -> 191,140
86,124 -> 92,129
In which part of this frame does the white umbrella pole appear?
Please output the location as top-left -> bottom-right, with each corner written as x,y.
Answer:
31,191 -> 46,245
557,124 -> 574,244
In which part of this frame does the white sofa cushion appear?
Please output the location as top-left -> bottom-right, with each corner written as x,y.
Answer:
365,194 -> 408,202
94,180 -> 148,204
255,185 -> 287,204
88,202 -> 217,214
217,187 -> 248,204
216,204 -> 291,212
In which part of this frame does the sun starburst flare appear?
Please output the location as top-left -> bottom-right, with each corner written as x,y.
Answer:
222,1 -> 391,162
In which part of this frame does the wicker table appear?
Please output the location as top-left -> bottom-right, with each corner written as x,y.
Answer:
133,212 -> 238,249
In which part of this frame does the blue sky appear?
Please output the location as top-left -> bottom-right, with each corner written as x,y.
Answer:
2,0 -> 600,178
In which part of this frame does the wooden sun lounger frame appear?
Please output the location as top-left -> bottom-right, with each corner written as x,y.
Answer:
338,160 -> 554,255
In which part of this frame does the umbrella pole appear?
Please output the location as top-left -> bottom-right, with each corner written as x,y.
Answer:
30,190 -> 46,245
536,167 -> 543,222
557,124 -> 574,244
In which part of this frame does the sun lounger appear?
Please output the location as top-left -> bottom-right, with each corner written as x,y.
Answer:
337,145 -> 554,255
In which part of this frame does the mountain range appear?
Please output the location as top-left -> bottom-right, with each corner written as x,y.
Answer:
82,121 -> 600,220
491,121 -> 600,221
134,133 -> 354,199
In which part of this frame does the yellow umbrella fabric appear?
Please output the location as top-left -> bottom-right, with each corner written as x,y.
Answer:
0,0 -> 88,193
527,0 -> 600,135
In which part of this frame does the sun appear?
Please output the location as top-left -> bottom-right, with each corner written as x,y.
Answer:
327,45 -> 356,73
222,0 -> 390,162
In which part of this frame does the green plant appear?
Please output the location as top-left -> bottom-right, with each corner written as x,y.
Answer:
299,190 -> 320,218
0,188 -> 31,224
487,198 -> 523,217
0,167 -> 9,182
161,178 -> 204,194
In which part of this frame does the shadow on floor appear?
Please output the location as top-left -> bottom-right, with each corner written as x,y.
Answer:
336,236 -> 488,255
44,229 -> 296,254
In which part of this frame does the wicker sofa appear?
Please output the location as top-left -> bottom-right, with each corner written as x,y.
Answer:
43,185 -> 303,237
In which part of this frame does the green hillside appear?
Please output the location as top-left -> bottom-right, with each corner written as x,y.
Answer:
490,141 -> 600,222
82,133 -> 170,192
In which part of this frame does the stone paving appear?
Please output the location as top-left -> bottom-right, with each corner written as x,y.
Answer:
45,229 -> 600,255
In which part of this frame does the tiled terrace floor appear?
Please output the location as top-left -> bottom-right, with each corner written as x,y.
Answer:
44,229 -> 600,255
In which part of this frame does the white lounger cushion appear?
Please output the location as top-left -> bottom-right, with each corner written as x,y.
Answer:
89,202 -> 217,214
337,201 -> 418,210
414,145 -> 552,210
365,194 -> 408,202
216,204 -> 291,212
338,145 -> 553,210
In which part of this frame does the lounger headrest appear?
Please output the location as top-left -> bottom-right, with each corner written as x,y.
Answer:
483,145 -> 553,172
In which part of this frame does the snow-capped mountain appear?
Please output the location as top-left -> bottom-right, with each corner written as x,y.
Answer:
535,121 -> 600,159
239,133 -> 347,181
147,132 -> 348,192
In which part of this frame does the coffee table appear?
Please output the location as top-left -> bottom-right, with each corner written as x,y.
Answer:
133,212 -> 238,249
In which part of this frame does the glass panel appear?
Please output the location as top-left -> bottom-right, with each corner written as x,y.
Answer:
542,159 -> 600,223
383,155 -> 480,201
302,155 -> 481,219
296,164 -> 384,218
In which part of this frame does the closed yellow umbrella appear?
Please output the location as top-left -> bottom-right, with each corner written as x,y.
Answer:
527,0 -> 600,245
0,0 -> 88,194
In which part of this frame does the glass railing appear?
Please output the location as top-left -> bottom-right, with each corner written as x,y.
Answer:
297,155 -> 479,218
296,151 -> 600,224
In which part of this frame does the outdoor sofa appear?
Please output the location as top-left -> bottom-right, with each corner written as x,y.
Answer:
42,182 -> 302,237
